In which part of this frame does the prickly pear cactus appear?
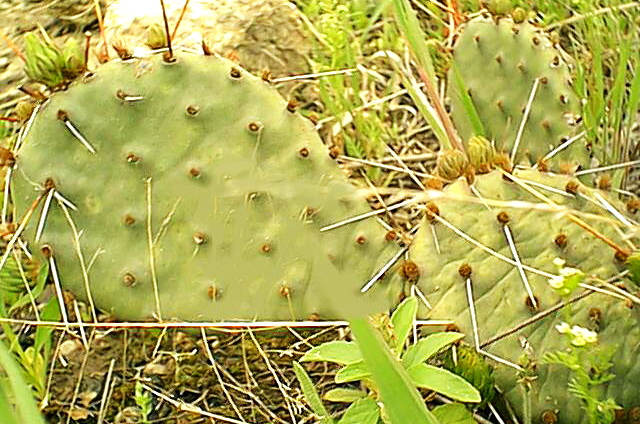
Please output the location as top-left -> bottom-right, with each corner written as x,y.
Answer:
11,50 -> 401,322
398,167 -> 640,422
447,16 -> 588,170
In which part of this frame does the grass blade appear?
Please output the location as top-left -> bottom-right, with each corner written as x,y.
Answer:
392,59 -> 449,147
0,340 -> 46,424
389,0 -> 461,151
293,361 -> 336,424
450,64 -> 485,138
390,0 -> 436,82
0,386 -> 19,424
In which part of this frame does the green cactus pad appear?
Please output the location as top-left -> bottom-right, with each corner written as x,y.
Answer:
447,17 -> 589,170
399,169 -> 639,422
12,51 -> 401,322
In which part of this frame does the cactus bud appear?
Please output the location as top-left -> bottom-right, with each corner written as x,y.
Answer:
24,32 -> 65,87
511,7 -> 527,23
467,135 -> 496,173
146,23 -> 167,49
485,0 -> 511,15
436,149 -> 469,180
14,101 -> 36,123
112,37 -> 133,60
62,38 -> 85,77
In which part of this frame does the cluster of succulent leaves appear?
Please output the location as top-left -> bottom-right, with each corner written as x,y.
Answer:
23,30 -> 85,88
293,297 -> 495,423
0,293 -> 59,402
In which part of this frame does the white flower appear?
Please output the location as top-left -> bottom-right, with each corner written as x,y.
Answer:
568,325 -> 598,346
555,322 -> 571,334
559,267 -> 582,277
548,275 -> 565,289
553,257 -> 566,267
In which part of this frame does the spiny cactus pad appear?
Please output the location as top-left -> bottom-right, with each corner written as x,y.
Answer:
399,169 -> 639,422
12,51 -> 400,322
447,17 -> 589,169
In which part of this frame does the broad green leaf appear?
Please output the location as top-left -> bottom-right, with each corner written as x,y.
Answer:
335,362 -> 371,383
337,397 -> 380,424
407,364 -> 481,403
292,362 -> 335,424
390,297 -> 417,355
323,388 -> 367,403
432,403 -> 476,424
349,317 -> 440,424
0,341 -> 46,424
402,332 -> 465,369
300,341 -> 362,365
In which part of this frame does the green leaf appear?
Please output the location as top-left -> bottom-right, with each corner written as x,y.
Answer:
450,64 -> 485,137
323,388 -> 367,403
337,397 -> 380,424
349,317 -> 440,424
0,380 -> 19,424
390,296 -> 417,355
432,403 -> 476,424
402,332 -> 465,369
9,263 -> 49,313
407,364 -> 481,403
388,0 -> 452,149
0,340 -> 46,424
390,54 -> 448,148
300,341 -> 363,365
335,362 -> 371,383
627,251 -> 640,284
34,295 -> 60,352
390,0 -> 436,84
292,362 -> 335,424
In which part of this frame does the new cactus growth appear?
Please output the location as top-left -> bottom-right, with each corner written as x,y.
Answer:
467,135 -> 496,173
437,149 -> 470,180
23,31 -> 86,88
11,50 -> 401,322
395,166 -> 639,422
447,17 -> 589,170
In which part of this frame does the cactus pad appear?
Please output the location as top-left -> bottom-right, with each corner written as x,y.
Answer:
447,17 -> 589,170
399,169 -> 639,422
11,51 -> 400,322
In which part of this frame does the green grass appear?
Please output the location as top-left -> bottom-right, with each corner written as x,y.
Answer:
0,338 -> 47,424
296,0 -> 405,177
